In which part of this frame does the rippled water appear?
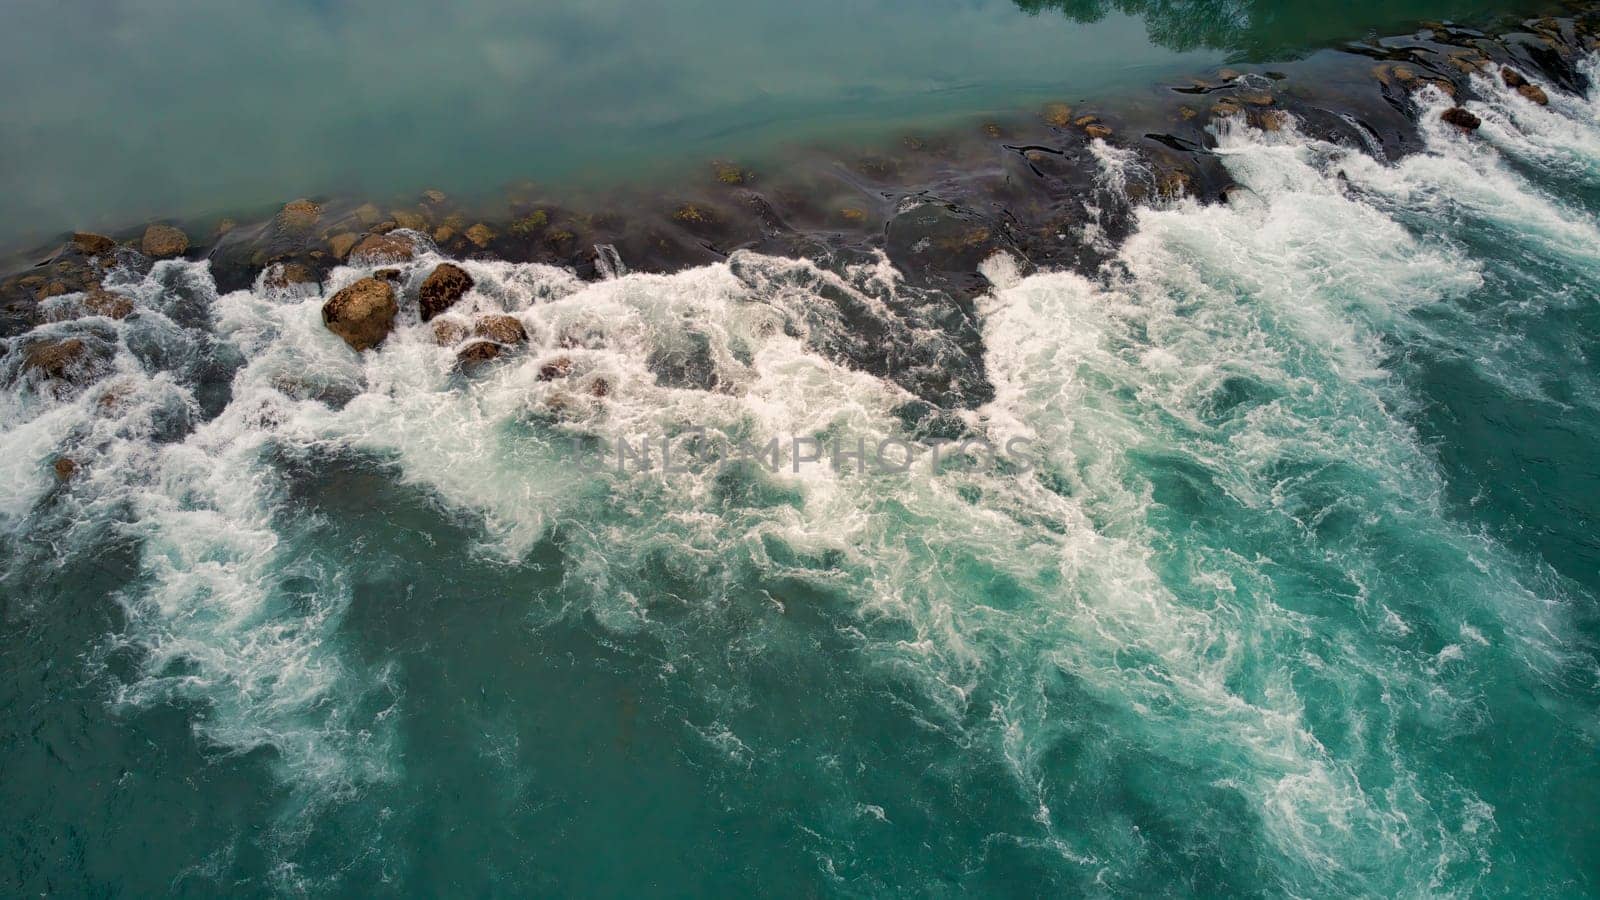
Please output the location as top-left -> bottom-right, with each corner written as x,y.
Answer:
4,46 -> 1600,899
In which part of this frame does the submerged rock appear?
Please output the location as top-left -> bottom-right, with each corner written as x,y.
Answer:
328,232 -> 359,259
81,288 -> 135,319
1441,107 -> 1481,131
465,223 -> 495,248
22,338 -> 92,379
141,224 -> 189,258
263,262 -> 318,291
11,333 -> 115,396
418,263 -> 474,321
321,277 -> 397,351
537,355 -> 573,380
279,199 -> 322,230
53,457 -> 79,482
71,232 -> 116,257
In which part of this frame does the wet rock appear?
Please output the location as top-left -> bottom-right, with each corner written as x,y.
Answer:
588,377 -> 610,397
456,340 -> 504,366
81,288 -> 135,319
422,189 -> 447,204
1083,123 -> 1113,140
1441,107 -> 1482,131
350,232 -> 416,263
473,313 -> 527,345
1501,67 -> 1549,104
13,335 -> 113,394
465,223 -> 495,248
53,457 -> 79,482
216,218 -> 237,237
392,210 -> 427,231
432,318 -> 469,346
353,203 -> 383,227
418,263 -> 474,321
537,355 -> 573,380
72,232 -> 116,257
279,199 -> 322,230
432,225 -> 456,243
374,268 -> 403,282
321,277 -> 397,351
1042,103 -> 1073,127
263,262 -> 318,291
328,232 -> 359,259
1253,109 -> 1289,132
141,224 -> 189,258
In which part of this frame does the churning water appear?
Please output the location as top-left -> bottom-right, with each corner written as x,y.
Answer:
4,57 -> 1600,895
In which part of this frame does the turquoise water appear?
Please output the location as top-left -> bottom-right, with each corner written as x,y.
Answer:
0,0 -> 1554,250
6,13 -> 1600,900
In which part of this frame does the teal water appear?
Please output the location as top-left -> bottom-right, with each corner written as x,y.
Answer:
5,15 -> 1600,900
0,0 -> 1557,250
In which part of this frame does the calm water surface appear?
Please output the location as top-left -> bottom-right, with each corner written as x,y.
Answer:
0,0 -> 1557,246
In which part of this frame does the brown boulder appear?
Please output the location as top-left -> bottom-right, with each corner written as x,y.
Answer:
141,224 -> 189,258
474,314 -> 527,344
322,278 -> 398,351
350,232 -> 415,262
1441,107 -> 1481,131
465,223 -> 495,248
418,263 -> 475,321
53,457 -> 79,482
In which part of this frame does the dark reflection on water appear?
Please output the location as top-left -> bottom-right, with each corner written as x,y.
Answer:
1014,0 -> 1558,57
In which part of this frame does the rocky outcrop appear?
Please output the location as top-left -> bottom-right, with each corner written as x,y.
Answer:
321,278 -> 398,351
419,263 -> 474,321
141,224 -> 189,258
53,457 -> 79,481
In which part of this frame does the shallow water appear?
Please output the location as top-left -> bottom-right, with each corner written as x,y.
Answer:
0,0 -> 1562,250
3,47 -> 1600,893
